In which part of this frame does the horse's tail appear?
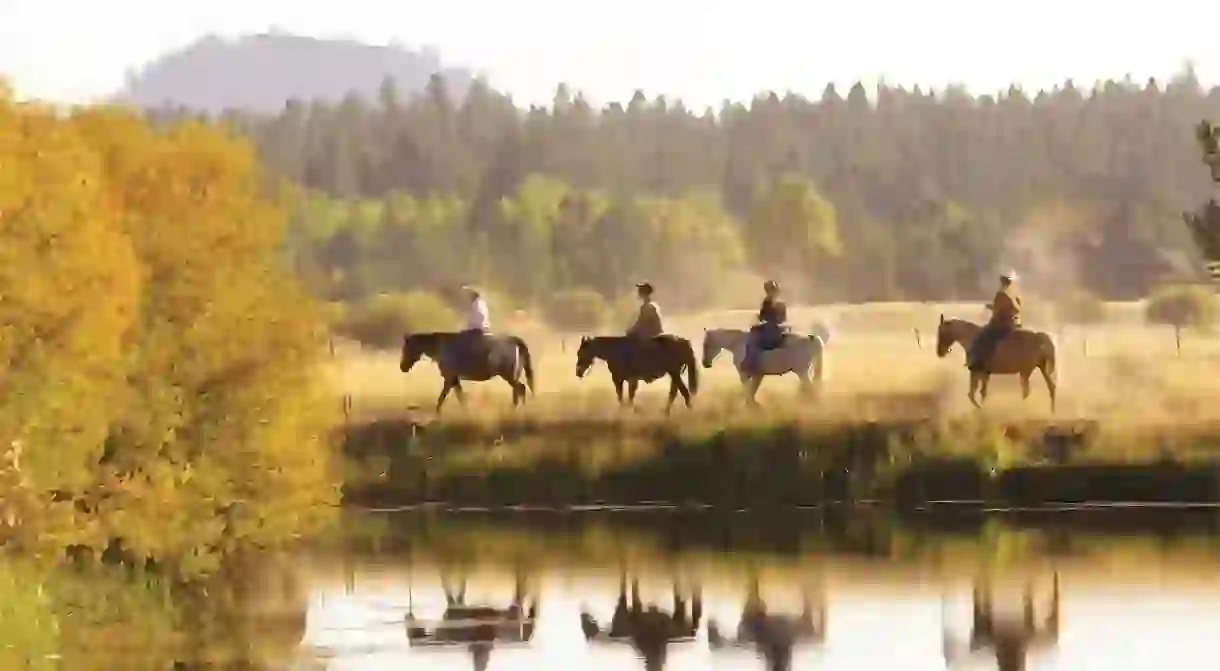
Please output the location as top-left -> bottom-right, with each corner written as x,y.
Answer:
812,335 -> 828,382
512,336 -> 536,395
683,338 -> 700,395
1042,332 -> 1060,383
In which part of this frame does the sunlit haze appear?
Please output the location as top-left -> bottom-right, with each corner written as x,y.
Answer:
1,0 -> 1217,108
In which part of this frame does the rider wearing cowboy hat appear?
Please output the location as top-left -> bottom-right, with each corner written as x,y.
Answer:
626,282 -> 664,339
967,270 -> 1022,372
743,280 -> 789,376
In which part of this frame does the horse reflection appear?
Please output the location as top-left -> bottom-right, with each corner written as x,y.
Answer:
579,573 -> 703,671
707,575 -> 827,671
943,572 -> 1060,671
405,567 -> 539,671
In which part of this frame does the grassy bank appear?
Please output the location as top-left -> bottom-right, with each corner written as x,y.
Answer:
332,299 -> 1220,509
340,411 -> 1220,508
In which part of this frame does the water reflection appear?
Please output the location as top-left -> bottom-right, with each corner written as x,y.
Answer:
706,574 -> 826,671
404,565 -> 538,671
579,573 -> 702,671
942,572 -> 1060,671
17,508 -> 1220,669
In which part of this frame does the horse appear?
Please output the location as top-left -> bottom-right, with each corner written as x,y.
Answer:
574,335 -> 699,413
701,328 -> 827,405
935,316 -> 1058,412
399,331 -> 536,414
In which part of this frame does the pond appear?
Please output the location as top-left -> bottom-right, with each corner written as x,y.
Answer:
13,506 -> 1220,670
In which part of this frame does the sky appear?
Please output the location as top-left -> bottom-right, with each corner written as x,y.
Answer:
1,0 -> 1218,110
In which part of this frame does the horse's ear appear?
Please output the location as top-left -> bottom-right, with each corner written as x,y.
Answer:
580,335 -> 589,344
939,313 -> 945,325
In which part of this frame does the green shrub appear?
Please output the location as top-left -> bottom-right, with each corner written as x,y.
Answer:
337,291 -> 459,349
543,288 -> 609,333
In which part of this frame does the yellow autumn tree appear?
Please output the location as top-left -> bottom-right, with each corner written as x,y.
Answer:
68,109 -> 339,574
0,98 -> 338,574
0,98 -> 142,552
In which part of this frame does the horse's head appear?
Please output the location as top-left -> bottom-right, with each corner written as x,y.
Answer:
575,336 -> 599,378
701,328 -> 729,368
935,314 -> 956,358
400,333 -> 436,372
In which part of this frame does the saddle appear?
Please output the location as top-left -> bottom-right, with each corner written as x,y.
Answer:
752,324 -> 791,351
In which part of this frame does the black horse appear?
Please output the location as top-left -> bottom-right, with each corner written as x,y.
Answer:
400,332 -> 536,414
574,335 -> 699,413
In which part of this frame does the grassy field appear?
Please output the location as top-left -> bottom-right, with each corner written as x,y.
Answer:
329,300 -> 1220,506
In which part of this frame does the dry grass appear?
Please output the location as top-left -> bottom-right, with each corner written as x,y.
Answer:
327,300 -> 1220,437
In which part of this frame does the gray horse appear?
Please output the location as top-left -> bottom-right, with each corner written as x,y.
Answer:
701,322 -> 830,405
399,332 -> 536,414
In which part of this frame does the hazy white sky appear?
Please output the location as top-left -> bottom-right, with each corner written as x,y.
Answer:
0,0 -> 1217,109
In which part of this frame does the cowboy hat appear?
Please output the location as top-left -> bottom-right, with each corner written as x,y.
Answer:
999,270 -> 1018,281
635,282 -> 654,294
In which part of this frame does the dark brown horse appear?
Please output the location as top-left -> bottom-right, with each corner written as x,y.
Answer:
400,332 -> 536,414
574,335 -> 699,413
942,572 -> 1060,671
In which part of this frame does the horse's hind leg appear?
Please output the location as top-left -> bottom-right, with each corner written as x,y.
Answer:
796,368 -> 816,398
746,376 -> 763,407
627,380 -> 640,412
436,379 -> 457,415
500,371 -> 524,408
967,373 -> 982,409
665,376 -> 678,415
676,373 -> 691,408
665,373 -> 691,414
1039,364 -> 1057,413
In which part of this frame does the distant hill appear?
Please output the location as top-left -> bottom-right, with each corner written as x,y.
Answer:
115,32 -> 477,113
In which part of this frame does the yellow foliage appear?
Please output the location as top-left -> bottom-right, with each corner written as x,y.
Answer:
0,98 -> 338,573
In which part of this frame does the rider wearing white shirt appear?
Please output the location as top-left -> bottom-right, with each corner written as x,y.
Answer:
465,289 -> 490,332
455,286 -> 491,359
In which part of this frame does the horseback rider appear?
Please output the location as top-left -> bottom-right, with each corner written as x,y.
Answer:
967,271 -> 1022,371
626,282 -> 664,339
743,280 -> 789,376
458,285 -> 491,356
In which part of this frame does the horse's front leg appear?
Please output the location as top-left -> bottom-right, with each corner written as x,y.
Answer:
1019,372 -> 1031,400
612,376 -> 626,406
627,379 -> 640,412
454,381 -> 468,406
967,373 -> 982,409
980,374 -> 991,402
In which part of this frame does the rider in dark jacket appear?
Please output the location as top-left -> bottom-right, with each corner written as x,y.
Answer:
744,280 -> 788,376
